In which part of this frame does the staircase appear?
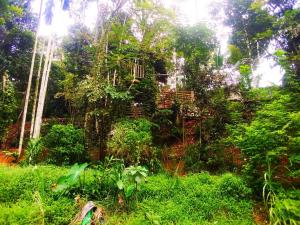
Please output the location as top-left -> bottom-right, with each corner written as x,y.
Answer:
127,104 -> 144,118
157,90 -> 174,109
163,118 -> 198,175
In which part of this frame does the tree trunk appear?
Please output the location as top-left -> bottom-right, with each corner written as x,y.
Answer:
30,40 -> 45,138
32,37 -> 54,138
18,0 -> 43,156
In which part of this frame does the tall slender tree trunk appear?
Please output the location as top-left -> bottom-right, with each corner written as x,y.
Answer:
30,40 -> 45,138
32,37 -> 54,138
18,0 -> 43,156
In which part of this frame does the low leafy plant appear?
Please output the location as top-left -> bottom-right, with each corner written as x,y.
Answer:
270,191 -> 300,225
116,166 -> 148,200
24,138 -> 43,165
53,163 -> 88,194
96,158 -> 148,208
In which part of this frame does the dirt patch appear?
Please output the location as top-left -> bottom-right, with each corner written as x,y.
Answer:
253,203 -> 268,225
0,149 -> 19,165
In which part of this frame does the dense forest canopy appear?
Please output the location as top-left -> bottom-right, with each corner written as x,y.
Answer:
0,0 -> 300,224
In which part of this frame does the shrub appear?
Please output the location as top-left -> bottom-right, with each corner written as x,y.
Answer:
43,124 -> 86,165
217,173 -> 251,199
231,94 -> 298,192
107,119 -> 158,166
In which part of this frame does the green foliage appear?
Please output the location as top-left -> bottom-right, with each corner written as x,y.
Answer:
184,142 -> 229,173
270,190 -> 300,225
47,160 -> 148,209
53,163 -> 88,193
224,0 -> 275,60
116,165 -> 148,204
0,1 -> 35,92
152,109 -> 179,145
24,138 -> 43,165
217,173 -> 251,199
227,89 -> 300,201
228,44 -> 243,64
275,49 -> 300,91
43,124 -> 86,165
263,166 -> 300,225
0,165 -> 254,225
224,0 -> 300,80
107,173 -> 253,224
239,64 -> 252,91
130,78 -> 158,116
0,165 -> 77,225
176,24 -> 217,66
108,119 -> 156,166
0,77 -> 17,145
105,85 -> 132,101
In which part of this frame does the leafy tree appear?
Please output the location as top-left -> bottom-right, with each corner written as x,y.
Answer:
0,76 -> 17,146
0,0 -> 36,90
224,0 -> 300,79
176,24 -> 230,145
58,0 -> 175,154
224,0 -> 274,61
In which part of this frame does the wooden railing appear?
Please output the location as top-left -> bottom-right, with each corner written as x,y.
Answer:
157,90 -> 195,109
176,91 -> 195,104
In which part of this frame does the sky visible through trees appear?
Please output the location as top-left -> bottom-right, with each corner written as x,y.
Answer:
30,0 -> 291,87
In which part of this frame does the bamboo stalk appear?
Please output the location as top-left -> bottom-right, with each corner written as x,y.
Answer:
32,37 -> 53,138
30,40 -> 45,138
18,0 -> 43,156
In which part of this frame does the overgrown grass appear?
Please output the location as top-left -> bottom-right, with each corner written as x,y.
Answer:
0,165 -> 77,225
0,166 -> 255,225
107,173 -> 254,224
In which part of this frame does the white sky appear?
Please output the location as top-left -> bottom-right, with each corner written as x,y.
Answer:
31,0 -> 283,87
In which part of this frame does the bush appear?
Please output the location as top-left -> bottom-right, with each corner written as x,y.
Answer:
217,173 -> 251,199
108,119 -> 159,167
230,93 -> 299,192
43,124 -> 86,165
